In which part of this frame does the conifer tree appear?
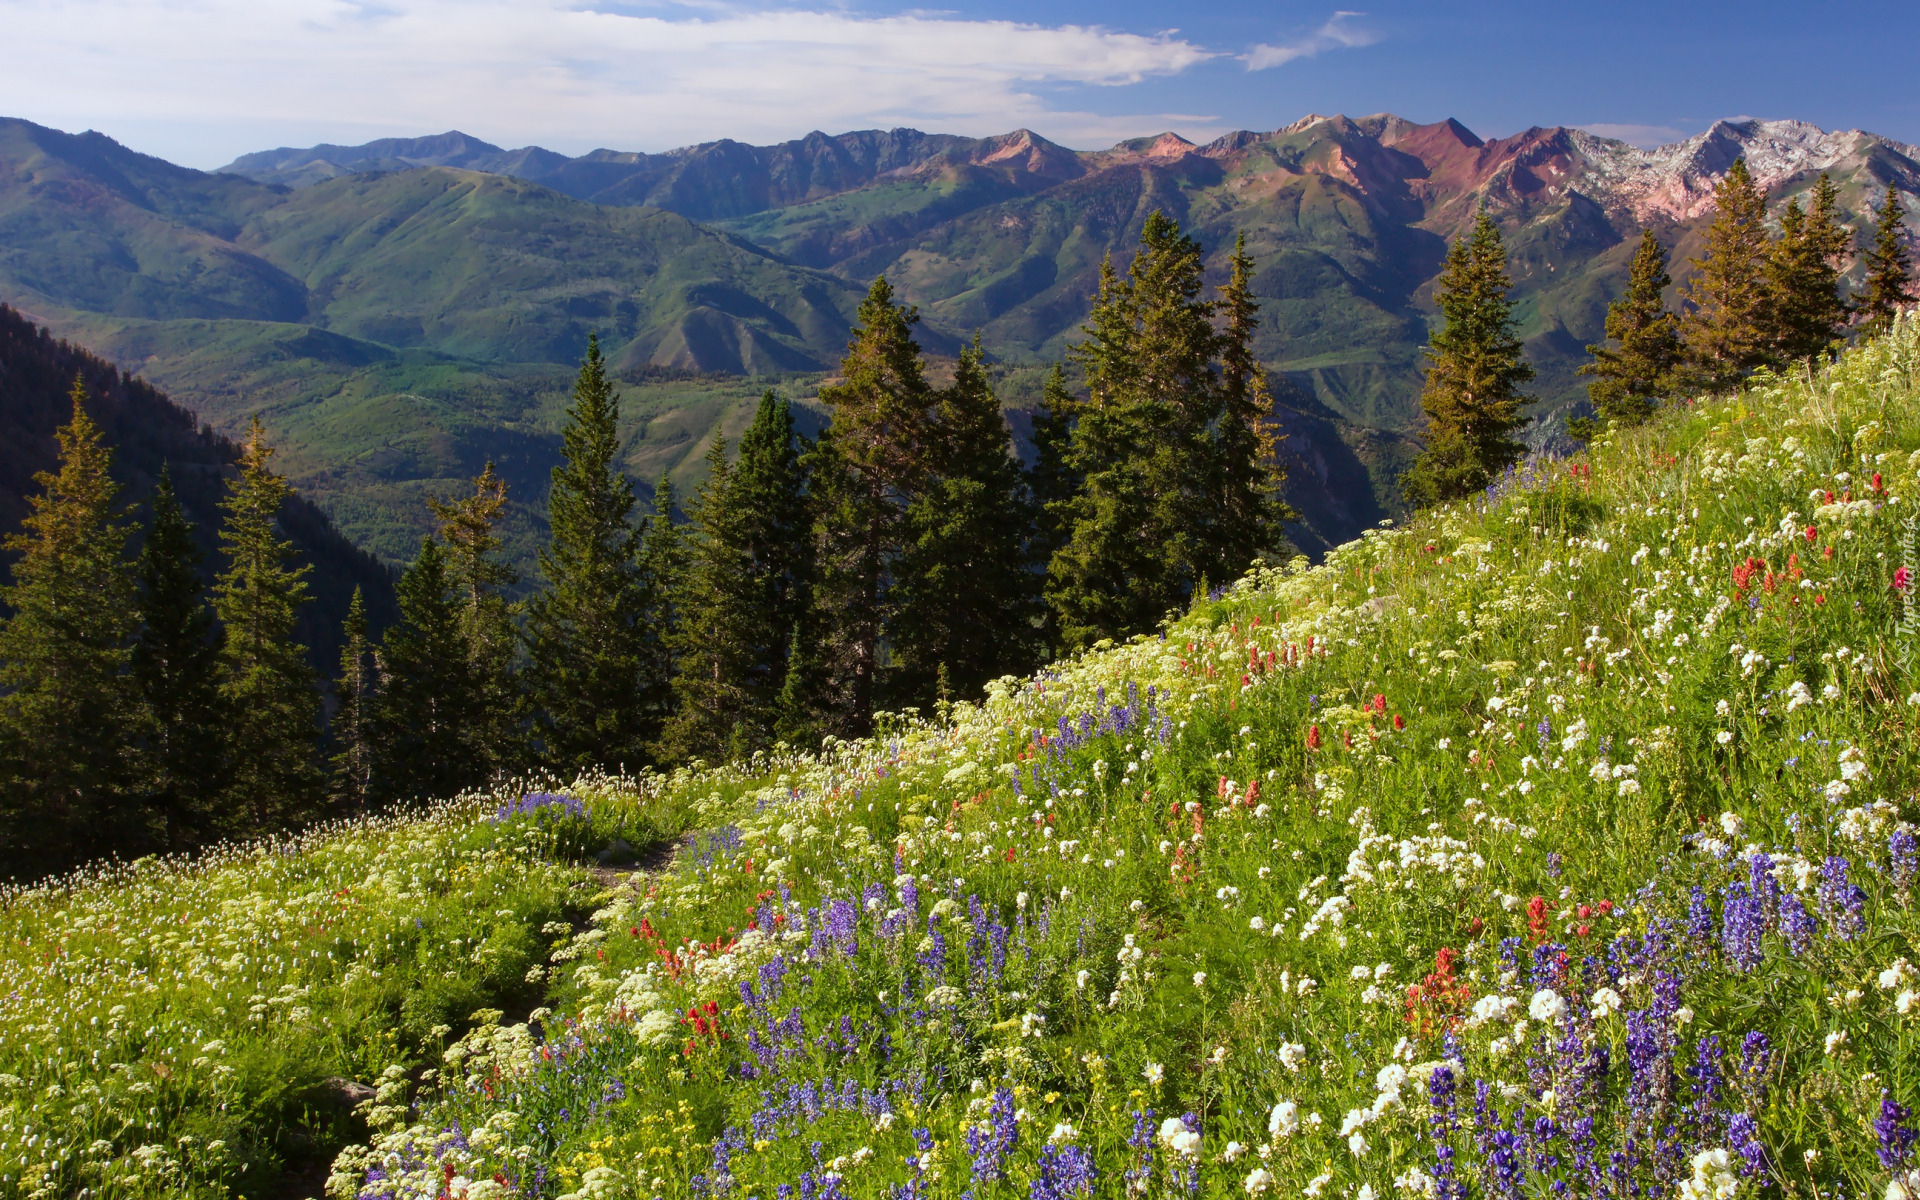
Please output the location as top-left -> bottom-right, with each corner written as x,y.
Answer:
659,440 -> 756,763
1215,232 -> 1296,567
892,337 -> 1040,702
1679,158 -> 1775,392
1401,208 -> 1535,510
428,464 -> 521,776
810,277 -> 938,733
1028,364 -> 1081,657
369,539 -> 479,803
1859,186 -> 1915,338
213,416 -> 323,831
772,623 -> 817,748
1049,214 -> 1224,648
1765,177 -> 1851,365
0,378 -> 141,870
1576,229 -> 1682,435
661,391 -> 816,761
329,587 -> 375,814
132,467 -> 225,849
636,473 -> 688,747
525,335 -> 651,770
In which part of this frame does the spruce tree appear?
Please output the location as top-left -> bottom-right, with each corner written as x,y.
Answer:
1859,186 -> 1915,338
1679,158 -> 1774,392
1049,214 -> 1224,648
892,337 -> 1040,702
213,416 -> 322,831
1576,229 -> 1682,435
427,463 -> 521,777
636,473 -> 688,748
730,391 -> 814,699
811,277 -> 938,733
1028,364 -> 1081,658
659,439 -> 757,763
329,587 -> 375,814
1215,232 -> 1296,567
132,467 -> 225,850
1764,177 -> 1850,365
369,538 -> 480,803
525,335 -> 650,770
0,378 -> 141,871
1401,208 -> 1535,510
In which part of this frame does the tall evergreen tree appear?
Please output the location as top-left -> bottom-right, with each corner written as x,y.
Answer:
525,335 -> 651,770
1859,186 -> 1915,338
810,277 -> 938,734
1576,229 -> 1682,435
1765,177 -> 1851,365
132,467 -> 225,850
1028,364 -> 1081,658
1679,158 -> 1775,392
428,463 -> 521,777
213,416 -> 323,831
1049,214 -> 1224,648
0,378 -> 141,871
329,587 -> 376,813
659,440 -> 757,763
1401,208 -> 1535,510
636,473 -> 688,748
891,337 -> 1041,702
661,391 -> 815,761
369,539 -> 480,803
1215,232 -> 1296,566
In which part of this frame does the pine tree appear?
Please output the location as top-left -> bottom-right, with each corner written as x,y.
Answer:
369,539 -> 480,803
772,623 -> 817,748
525,336 -> 651,771
213,416 -> 323,831
428,463 -> 521,777
730,391 -> 814,699
659,439 -> 757,763
1028,364 -> 1080,658
1859,186 -> 1915,338
1576,229 -> 1682,435
636,473 -> 688,748
811,277 -> 938,734
132,467 -> 225,850
1049,214 -> 1224,648
891,337 -> 1040,703
0,378 -> 141,871
1765,176 -> 1851,365
1400,208 -> 1536,510
329,587 -> 376,813
1679,158 -> 1775,392
1215,232 -> 1296,568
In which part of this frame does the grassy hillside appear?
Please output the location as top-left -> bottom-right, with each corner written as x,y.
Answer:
8,320 -> 1919,1200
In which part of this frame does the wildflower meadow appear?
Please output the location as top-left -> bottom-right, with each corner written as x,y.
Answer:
14,319 -> 1920,1200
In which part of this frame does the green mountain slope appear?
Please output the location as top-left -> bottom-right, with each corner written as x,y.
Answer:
8,320 -> 1920,1200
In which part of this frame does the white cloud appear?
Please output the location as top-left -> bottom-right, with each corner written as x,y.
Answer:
0,0 -> 1219,165
1243,11 -> 1377,71
1579,122 -> 1690,149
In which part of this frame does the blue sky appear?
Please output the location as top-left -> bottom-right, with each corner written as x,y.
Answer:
3,0 -> 1914,168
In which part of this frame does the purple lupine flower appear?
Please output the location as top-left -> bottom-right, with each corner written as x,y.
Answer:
1737,1030 -> 1770,1104
1720,883 -> 1764,972
1547,852 -> 1563,879
1780,895 -> 1815,953
1124,1108 -> 1156,1196
1892,829 -> 1918,893
1537,718 -> 1551,752
1878,1094 -> 1919,1169
1747,853 -> 1780,923
1688,1035 -> 1724,1139
1729,1113 -> 1765,1177
1031,1145 -> 1095,1200
1819,856 -> 1867,940
965,1087 -> 1019,1182
1686,887 -> 1714,948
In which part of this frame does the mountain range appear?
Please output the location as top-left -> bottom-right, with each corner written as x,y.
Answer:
2,112 -> 1916,567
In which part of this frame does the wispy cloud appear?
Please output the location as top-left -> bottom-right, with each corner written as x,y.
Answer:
1243,11 -> 1377,71
0,0 -> 1220,165
1578,122 -> 1690,149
